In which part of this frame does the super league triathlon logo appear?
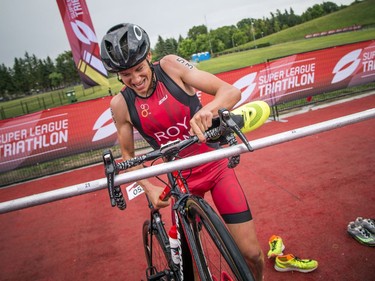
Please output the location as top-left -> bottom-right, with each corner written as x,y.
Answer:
67,0 -> 98,45
232,72 -> 257,108
65,0 -> 108,84
331,49 -> 362,84
71,19 -> 98,45
92,108 -> 116,142
70,19 -> 107,76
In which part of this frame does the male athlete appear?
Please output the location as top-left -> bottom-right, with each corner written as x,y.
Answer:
100,23 -> 264,280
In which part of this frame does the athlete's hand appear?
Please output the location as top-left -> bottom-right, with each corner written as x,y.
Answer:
189,108 -> 213,142
146,183 -> 171,209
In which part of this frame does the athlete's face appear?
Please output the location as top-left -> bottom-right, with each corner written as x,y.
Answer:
118,53 -> 153,97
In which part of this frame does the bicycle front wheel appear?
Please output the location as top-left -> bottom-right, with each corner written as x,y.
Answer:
143,219 -> 174,280
185,196 -> 255,281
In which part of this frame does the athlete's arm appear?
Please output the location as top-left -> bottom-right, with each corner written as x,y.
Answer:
110,94 -> 170,208
160,54 -> 241,142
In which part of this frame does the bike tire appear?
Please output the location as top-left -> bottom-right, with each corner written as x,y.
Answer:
174,215 -> 195,281
184,196 -> 255,281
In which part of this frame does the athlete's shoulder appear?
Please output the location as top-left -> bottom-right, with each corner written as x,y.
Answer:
160,55 -> 194,69
110,92 -> 127,111
160,54 -> 179,63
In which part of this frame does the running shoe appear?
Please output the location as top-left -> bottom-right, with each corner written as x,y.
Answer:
274,254 -> 318,273
231,101 -> 270,133
355,217 -> 375,234
347,221 -> 375,247
267,235 -> 285,259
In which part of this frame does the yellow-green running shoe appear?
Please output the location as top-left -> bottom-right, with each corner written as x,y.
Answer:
267,235 -> 285,259
231,101 -> 270,133
274,254 -> 318,273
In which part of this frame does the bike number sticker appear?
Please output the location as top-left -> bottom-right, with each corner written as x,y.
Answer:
126,182 -> 144,200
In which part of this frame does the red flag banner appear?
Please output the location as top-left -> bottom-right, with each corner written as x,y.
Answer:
57,0 -> 108,88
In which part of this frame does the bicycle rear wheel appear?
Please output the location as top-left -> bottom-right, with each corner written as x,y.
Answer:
185,196 -> 255,281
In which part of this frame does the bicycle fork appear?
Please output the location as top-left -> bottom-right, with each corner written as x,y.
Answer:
145,205 -> 179,281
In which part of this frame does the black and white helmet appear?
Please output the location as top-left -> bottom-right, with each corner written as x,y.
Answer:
100,23 -> 150,73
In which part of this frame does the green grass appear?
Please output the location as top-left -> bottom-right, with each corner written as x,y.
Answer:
198,29 -> 375,73
256,0 -> 375,45
198,0 -> 375,73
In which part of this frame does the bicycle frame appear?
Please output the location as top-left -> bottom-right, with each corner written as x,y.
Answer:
150,165 -> 254,281
104,108 -> 255,281
144,201 -> 177,280
142,168 -> 196,281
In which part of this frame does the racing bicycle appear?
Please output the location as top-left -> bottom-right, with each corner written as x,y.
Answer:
103,101 -> 270,280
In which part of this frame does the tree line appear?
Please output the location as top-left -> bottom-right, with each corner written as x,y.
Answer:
0,1 -> 351,101
0,51 -> 80,101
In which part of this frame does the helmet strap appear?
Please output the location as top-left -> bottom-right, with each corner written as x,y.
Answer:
145,60 -> 157,97
117,73 -> 124,84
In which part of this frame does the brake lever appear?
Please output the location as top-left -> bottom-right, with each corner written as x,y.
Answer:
218,109 -> 253,152
103,149 -> 117,207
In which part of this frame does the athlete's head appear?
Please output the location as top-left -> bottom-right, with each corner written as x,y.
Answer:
100,23 -> 150,73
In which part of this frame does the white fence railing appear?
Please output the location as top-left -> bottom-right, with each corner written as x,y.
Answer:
0,108 -> 374,214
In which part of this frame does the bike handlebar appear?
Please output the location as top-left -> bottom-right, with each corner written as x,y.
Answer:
103,108 -> 252,209
114,130 -> 219,171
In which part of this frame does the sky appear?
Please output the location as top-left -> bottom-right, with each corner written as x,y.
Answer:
0,0 -> 355,67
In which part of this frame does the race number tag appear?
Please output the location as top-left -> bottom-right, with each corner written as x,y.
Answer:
126,182 -> 144,200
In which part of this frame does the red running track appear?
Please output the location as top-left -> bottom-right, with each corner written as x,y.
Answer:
1,94 -> 374,281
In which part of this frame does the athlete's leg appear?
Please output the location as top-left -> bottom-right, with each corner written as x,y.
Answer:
208,161 -> 264,281
185,159 -> 265,280
227,220 -> 264,281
